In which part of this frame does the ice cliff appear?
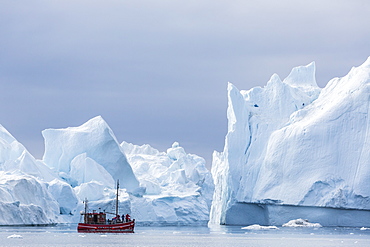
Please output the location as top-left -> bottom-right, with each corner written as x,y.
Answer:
210,57 -> 370,226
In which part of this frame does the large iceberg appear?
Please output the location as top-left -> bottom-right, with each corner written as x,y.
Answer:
210,57 -> 370,227
0,116 -> 213,225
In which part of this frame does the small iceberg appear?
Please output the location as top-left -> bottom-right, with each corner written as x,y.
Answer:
242,224 -> 279,230
7,234 -> 23,239
282,218 -> 322,228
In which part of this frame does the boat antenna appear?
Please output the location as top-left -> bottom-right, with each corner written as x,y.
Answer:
115,180 -> 119,217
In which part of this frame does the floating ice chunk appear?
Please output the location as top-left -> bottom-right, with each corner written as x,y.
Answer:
242,224 -> 279,230
282,219 -> 322,228
7,234 -> 22,239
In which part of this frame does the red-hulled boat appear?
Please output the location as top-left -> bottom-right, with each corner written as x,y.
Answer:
77,180 -> 135,233
77,220 -> 135,233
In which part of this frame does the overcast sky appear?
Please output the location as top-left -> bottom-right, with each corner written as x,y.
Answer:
1,0 -> 370,167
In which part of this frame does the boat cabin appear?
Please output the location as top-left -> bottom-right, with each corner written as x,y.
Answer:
83,210 -> 107,224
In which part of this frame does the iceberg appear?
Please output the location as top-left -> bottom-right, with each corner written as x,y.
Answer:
282,219 -> 322,228
210,57 -> 370,227
0,124 -> 62,225
0,116 -> 213,226
241,224 -> 278,230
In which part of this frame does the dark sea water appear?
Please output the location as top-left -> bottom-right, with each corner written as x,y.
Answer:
1,224 -> 370,247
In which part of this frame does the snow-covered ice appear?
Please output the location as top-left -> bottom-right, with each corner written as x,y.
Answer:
210,56 -> 370,227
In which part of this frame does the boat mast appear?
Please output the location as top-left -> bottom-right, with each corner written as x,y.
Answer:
84,198 -> 88,214
115,180 -> 119,217
83,198 -> 88,223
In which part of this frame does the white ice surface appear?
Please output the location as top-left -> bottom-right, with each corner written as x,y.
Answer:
210,57 -> 370,226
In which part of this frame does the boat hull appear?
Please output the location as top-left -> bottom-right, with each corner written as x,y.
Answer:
77,221 -> 135,233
